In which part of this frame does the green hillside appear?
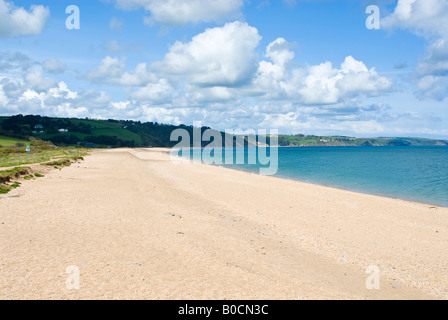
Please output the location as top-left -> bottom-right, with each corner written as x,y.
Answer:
1,115 -> 447,148
0,135 -> 29,148
276,134 -> 448,147
0,115 -> 228,148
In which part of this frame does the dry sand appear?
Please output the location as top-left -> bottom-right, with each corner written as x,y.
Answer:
1,148 -> 447,300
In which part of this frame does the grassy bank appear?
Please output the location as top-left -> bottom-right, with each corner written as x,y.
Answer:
0,167 -> 30,184
0,149 -> 88,168
0,136 -> 88,168
0,136 -> 89,195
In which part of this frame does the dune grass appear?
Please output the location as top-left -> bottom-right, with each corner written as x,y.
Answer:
0,181 -> 21,194
0,167 -> 30,183
0,136 -> 88,168
0,167 -> 29,194
0,150 -> 88,195
0,149 -> 88,168
0,137 -> 89,195
0,184 -> 11,194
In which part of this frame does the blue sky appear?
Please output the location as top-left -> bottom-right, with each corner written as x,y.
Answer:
0,0 -> 447,138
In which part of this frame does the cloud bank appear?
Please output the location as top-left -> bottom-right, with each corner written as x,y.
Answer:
0,0 -> 49,37
383,0 -> 448,101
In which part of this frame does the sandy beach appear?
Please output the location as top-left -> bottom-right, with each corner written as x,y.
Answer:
1,148 -> 447,300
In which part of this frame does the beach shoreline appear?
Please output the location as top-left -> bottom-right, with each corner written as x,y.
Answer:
1,148 -> 447,299
171,146 -> 448,209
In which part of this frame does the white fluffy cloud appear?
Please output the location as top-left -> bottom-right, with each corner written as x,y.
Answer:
266,38 -> 295,67
85,56 -> 126,82
43,59 -> 66,74
157,21 -> 261,87
250,38 -> 295,100
56,21 -> 423,136
383,0 -> 448,100
335,57 -> 392,100
111,0 -> 243,26
118,63 -> 154,86
296,56 -> 392,105
0,0 -> 49,37
83,27 -> 393,115
130,78 -> 173,103
25,68 -> 58,92
86,59 -> 159,87
254,50 -> 392,105
383,0 -> 448,38
1,80 -> 83,117
0,68 -> 438,138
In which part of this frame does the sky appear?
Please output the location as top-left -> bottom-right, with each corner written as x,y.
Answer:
0,0 -> 447,138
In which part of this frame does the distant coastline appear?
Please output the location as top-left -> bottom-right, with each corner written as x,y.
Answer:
1,114 -> 447,149
275,136 -> 448,148
275,144 -> 448,148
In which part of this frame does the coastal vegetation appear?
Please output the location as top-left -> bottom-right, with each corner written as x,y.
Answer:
276,135 -> 448,147
0,167 -> 30,183
0,144 -> 87,168
0,114 -> 186,148
0,167 -> 29,194
1,114 -> 447,149
0,130 -> 88,195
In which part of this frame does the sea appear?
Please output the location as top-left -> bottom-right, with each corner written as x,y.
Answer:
188,146 -> 448,208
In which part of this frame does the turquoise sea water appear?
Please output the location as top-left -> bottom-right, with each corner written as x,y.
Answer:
191,146 -> 448,207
